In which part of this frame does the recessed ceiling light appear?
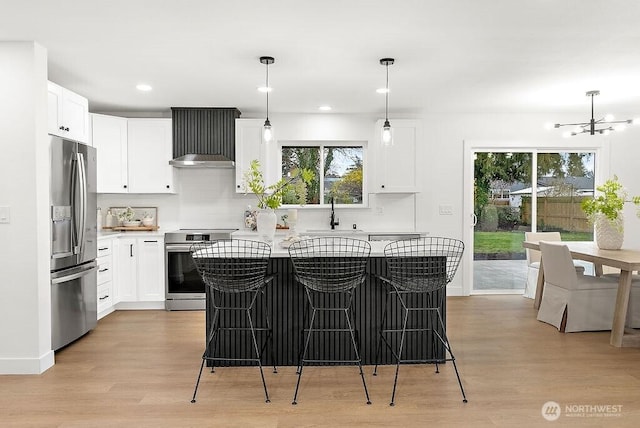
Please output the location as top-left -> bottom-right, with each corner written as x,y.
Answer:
319,105 -> 332,111
257,86 -> 272,93
136,84 -> 152,91
376,88 -> 389,94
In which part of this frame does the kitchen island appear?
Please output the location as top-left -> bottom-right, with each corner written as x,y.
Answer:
205,231 -> 446,366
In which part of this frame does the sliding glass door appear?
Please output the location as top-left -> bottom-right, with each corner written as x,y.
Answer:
472,150 -> 595,294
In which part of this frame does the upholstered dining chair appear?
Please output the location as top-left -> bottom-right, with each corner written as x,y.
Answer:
536,241 -> 620,332
524,231 -> 590,299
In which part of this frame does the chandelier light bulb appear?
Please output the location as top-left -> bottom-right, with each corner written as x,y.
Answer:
543,122 -> 554,130
562,131 -> 572,138
603,129 -> 611,136
614,124 -> 626,132
604,114 -> 615,122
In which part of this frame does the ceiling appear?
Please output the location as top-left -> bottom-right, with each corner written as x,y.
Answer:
3,0 -> 640,118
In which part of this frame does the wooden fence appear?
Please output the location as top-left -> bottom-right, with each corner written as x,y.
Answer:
520,196 -> 591,232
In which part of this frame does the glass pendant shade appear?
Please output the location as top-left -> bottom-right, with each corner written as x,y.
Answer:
381,119 -> 393,146
262,118 -> 273,143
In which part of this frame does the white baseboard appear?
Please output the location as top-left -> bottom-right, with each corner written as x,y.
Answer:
0,350 -> 54,374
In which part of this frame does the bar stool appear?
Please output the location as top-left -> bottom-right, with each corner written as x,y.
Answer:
373,237 -> 467,405
190,239 -> 276,403
288,237 -> 371,405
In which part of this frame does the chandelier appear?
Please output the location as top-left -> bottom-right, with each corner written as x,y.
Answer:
549,90 -> 638,137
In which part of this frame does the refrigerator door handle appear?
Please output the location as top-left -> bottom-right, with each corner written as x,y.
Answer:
77,152 -> 87,257
70,155 -> 79,254
71,152 -> 87,256
51,264 -> 98,284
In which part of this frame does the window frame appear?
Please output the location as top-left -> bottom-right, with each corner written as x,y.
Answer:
277,140 -> 368,208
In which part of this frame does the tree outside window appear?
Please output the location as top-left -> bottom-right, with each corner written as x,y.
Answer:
282,145 -> 363,205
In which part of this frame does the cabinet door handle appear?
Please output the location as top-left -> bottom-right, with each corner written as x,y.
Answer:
98,247 -> 109,251
237,185 -> 241,188
64,127 -> 70,132
144,240 -> 158,243
166,185 -> 170,189
59,126 -> 65,130
130,244 -> 133,257
99,268 -> 109,273
123,185 -> 127,189
381,184 -> 385,189
99,295 -> 109,301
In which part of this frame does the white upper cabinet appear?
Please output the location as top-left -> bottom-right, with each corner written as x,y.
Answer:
373,119 -> 420,193
92,113 -> 129,193
47,81 -> 89,143
235,118 -> 275,193
127,119 -> 174,193
92,115 -> 174,194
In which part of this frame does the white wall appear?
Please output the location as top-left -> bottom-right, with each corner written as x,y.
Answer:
0,42 -> 53,374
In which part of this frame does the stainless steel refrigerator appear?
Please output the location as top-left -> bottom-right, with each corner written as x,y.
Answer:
50,136 -> 98,350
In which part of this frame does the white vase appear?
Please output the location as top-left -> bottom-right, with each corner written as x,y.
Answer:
256,209 -> 277,242
594,212 -> 624,250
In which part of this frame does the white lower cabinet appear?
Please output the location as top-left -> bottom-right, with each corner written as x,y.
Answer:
115,235 -> 165,309
96,237 -> 115,319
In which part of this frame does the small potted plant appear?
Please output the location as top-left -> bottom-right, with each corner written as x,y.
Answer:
243,160 -> 313,240
581,175 -> 640,249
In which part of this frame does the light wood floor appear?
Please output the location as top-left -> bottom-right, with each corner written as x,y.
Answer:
2,296 -> 640,427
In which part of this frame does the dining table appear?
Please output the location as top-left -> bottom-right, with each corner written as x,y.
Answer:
523,240 -> 640,348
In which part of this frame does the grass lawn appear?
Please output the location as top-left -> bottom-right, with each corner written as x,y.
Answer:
474,230 -> 593,254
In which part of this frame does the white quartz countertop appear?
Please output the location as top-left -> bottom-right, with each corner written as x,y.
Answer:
231,230 -> 426,257
98,230 -> 165,239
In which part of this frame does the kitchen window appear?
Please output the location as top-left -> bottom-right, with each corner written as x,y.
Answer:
281,142 -> 366,206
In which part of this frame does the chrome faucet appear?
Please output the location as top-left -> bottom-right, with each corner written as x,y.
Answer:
330,197 -> 339,229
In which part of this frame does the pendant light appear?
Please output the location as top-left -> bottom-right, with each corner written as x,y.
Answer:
380,58 -> 395,146
260,56 -> 275,143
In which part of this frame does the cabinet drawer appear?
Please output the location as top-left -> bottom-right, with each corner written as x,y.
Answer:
97,240 -> 113,257
97,283 -> 113,314
97,260 -> 113,285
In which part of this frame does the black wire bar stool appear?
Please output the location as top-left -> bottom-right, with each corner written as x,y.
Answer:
373,237 -> 467,405
288,237 -> 372,405
190,239 -> 276,403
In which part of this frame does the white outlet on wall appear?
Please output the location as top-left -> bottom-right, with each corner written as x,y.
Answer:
439,204 -> 453,215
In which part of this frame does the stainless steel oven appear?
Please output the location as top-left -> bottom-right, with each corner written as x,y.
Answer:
164,229 -> 237,310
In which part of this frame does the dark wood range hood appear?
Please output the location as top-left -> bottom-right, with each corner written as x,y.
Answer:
170,107 -> 241,168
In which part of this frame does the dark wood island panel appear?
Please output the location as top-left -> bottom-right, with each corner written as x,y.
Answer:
205,257 -> 446,366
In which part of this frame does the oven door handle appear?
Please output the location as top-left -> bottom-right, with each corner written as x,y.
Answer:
165,244 -> 194,252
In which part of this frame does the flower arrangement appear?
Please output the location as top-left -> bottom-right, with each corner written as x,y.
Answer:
581,176 -> 640,223
243,159 -> 314,209
117,207 -> 135,223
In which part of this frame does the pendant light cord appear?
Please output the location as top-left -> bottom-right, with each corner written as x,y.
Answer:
265,63 -> 270,121
385,63 -> 389,121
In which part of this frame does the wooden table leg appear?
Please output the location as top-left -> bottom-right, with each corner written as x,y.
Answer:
533,259 -> 545,310
610,269 -> 633,347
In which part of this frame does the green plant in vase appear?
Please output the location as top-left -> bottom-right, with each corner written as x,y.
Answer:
243,159 -> 314,209
243,160 -> 314,241
581,175 -> 640,249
